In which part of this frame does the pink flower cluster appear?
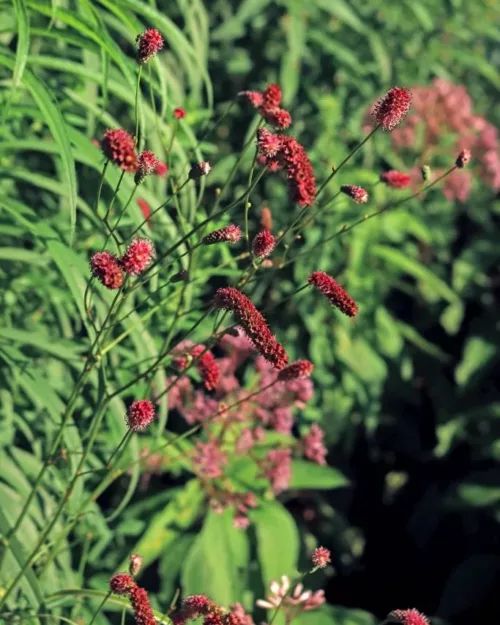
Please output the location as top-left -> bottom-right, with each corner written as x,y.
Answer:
257,576 -> 325,614
90,238 -> 155,288
240,83 -> 292,129
170,594 -> 254,625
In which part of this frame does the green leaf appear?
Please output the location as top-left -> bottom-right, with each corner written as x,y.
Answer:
313,0 -> 366,33
12,0 -> 30,90
297,605 -> 376,625
290,460 -> 349,490
455,336 -> 496,386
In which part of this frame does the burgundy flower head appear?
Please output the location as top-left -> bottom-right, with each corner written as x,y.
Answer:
278,360 -> 314,381
380,170 -> 411,188
262,84 -> 282,110
135,150 -> 159,184
120,237 -> 155,275
261,107 -> 292,130
308,271 -> 358,317
189,161 -> 211,179
180,594 -> 217,618
191,345 -> 220,391
174,107 -> 186,119
156,160 -> 168,177
311,546 -> 331,569
373,86 -> 412,131
388,609 -> 429,625
136,28 -> 164,64
101,129 -> 138,172
456,148 -> 471,168
257,128 -> 283,158
126,399 -> 155,431
279,135 -> 317,206
340,185 -> 369,204
202,225 -> 242,245
90,251 -> 124,290
239,90 -> 264,108
110,573 -> 135,596
214,287 -> 289,369
252,230 -> 276,258
129,585 -> 156,625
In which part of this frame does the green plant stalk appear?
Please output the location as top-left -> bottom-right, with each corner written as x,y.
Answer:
244,149 -> 259,253
129,178 -> 190,237
103,170 -> 126,222
109,183 -> 140,236
134,64 -> 143,145
88,591 -> 111,625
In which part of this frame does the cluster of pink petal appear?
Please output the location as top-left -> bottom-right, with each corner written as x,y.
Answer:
193,441 -> 227,479
302,424 -> 327,466
210,491 -> 258,529
240,83 -> 292,129
263,448 -> 292,493
257,576 -> 325,613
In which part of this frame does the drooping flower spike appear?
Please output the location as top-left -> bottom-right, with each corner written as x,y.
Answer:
380,170 -> 411,188
278,360 -> 314,381
340,185 -> 369,204
202,225 -> 242,245
308,272 -> 359,317
101,129 -> 138,172
373,86 -> 412,131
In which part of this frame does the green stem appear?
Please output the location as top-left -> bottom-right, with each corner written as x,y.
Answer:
244,149 -> 259,252
129,178 -> 190,237
135,65 -> 143,146
104,171 -> 126,221
88,591 -> 111,625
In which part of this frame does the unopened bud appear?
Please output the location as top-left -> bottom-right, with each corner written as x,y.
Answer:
129,553 -> 143,576
421,165 -> 431,181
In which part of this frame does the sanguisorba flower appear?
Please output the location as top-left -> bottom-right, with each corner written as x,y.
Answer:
126,399 -> 155,431
174,107 -> 186,119
189,161 -> 211,179
262,83 -> 282,110
380,170 -> 411,188
214,287 -> 289,369
278,360 -> 314,381
373,86 -> 412,131
340,184 -> 369,204
387,609 -> 430,625
252,230 -> 276,258
90,251 -> 124,290
279,135 -> 317,206
456,148 -> 471,168
239,90 -> 264,108
129,585 -> 157,625
257,128 -> 283,158
136,28 -> 164,64
261,107 -> 292,130
120,237 -> 155,275
110,573 -> 135,595
202,225 -> 242,245
101,128 -> 138,172
311,546 -> 331,569
135,150 -> 159,184
191,345 -> 220,392
308,271 -> 359,317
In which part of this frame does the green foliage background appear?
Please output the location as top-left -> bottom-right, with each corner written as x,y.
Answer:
0,0 -> 499,624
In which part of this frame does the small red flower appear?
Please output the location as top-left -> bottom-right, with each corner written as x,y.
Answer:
260,206 -> 273,231
260,107 -> 292,130
189,161 -> 211,179
252,230 -> 276,258
126,399 -> 155,431
262,84 -> 282,110
341,185 -> 369,204
129,585 -> 156,625
308,271 -> 358,317
279,135 -> 317,206
257,128 -> 283,159
90,251 -> 124,290
120,237 -> 155,275
388,609 -> 429,625
129,553 -> 143,576
311,546 -> 331,569
137,198 -> 152,225
110,573 -> 135,596
239,90 -> 264,108
202,225 -> 242,245
278,360 -> 314,381
101,129 -> 138,172
456,148 -> 471,168
135,150 -> 159,184
373,86 -> 412,131
156,160 -> 168,177
191,345 -> 220,391
204,614 -> 225,625
181,595 -> 216,618
136,28 -> 164,64
380,170 -> 411,188
214,287 -> 289,369
174,107 -> 186,119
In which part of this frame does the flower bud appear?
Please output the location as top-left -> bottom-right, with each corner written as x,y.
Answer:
129,553 -> 143,576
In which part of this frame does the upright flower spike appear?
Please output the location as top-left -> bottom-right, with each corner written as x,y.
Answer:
387,609 -> 430,625
120,238 -> 155,275
189,161 -> 211,180
373,86 -> 412,131
252,230 -> 276,258
311,546 -> 331,569
136,28 -> 164,64
202,225 -> 242,245
174,107 -> 186,119
456,148 -> 471,168
214,287 -> 289,369
340,184 -> 369,204
101,129 -> 138,172
380,170 -> 411,188
129,585 -> 157,625
278,360 -> 314,381
135,151 -> 159,184
90,251 -> 124,290
110,573 -> 136,596
308,271 -> 359,317
126,399 -> 155,431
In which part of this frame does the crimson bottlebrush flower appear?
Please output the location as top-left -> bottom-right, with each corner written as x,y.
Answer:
135,150 -> 158,184
129,585 -> 156,625
204,615 -> 225,625
156,160 -> 168,177
278,360 -> 314,381
191,345 -> 220,391
202,225 -> 242,245
120,237 -> 155,275
214,287 -> 289,369
174,107 -> 186,119
262,83 -> 282,110
136,28 -> 164,64
257,128 -> 283,158
260,206 -> 273,231
129,553 -> 143,576
261,107 -> 292,129
252,230 -> 276,258
181,595 -> 217,618
90,251 -> 124,290
279,135 -> 317,206
101,129 -> 138,172
311,546 -> 331,569
126,399 -> 155,431
308,272 -> 359,317
239,90 -> 264,108
189,161 -> 211,179
340,184 -> 369,204
373,86 -> 412,131
387,609 -> 430,625
380,170 -> 411,188
110,573 -> 135,595
456,148 -> 471,168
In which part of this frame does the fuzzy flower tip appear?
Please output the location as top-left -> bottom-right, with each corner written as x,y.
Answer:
261,107 -> 292,130
189,161 -> 211,180
136,28 -> 164,64
257,128 -> 282,158
120,237 -> 155,275
239,90 -> 264,107
192,345 -> 220,391
373,86 -> 412,131
101,129 -> 138,172
110,573 -> 135,596
129,553 -> 143,577
214,287 -> 289,369
129,585 -> 156,625
262,83 -> 282,110
252,230 -> 276,258
456,148 -> 471,169
340,184 -> 369,204
380,170 -> 411,189
311,546 -> 331,569
388,609 -> 430,625
278,360 -> 314,381
126,399 -> 155,431
135,151 -> 159,184
156,160 -> 168,177
90,251 -> 124,290
202,225 -> 242,245
308,272 -> 358,317
174,107 -> 186,119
